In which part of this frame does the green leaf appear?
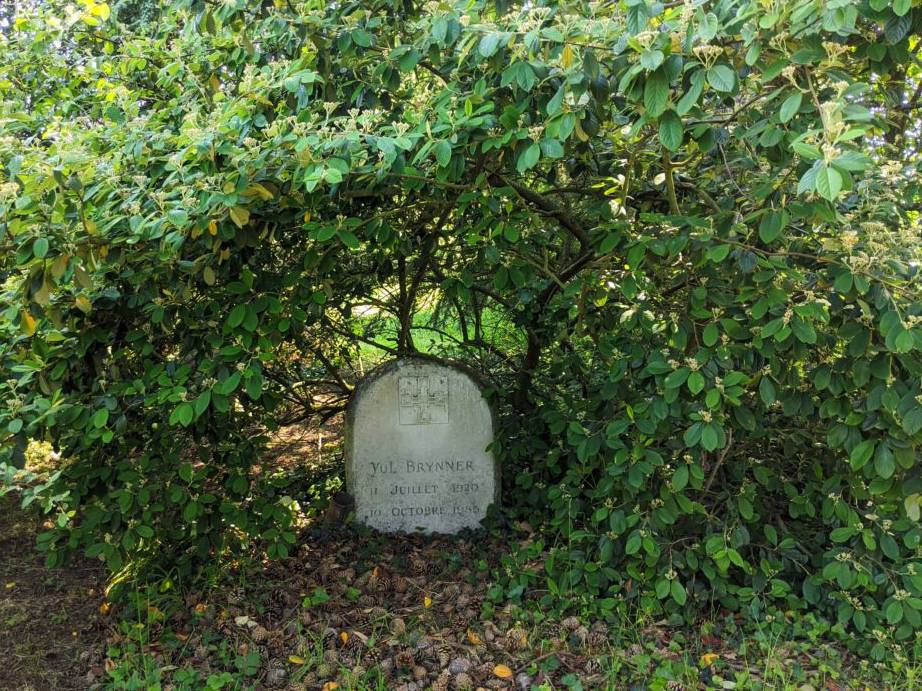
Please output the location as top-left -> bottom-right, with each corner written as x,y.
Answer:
874,443 -> 895,479
849,439 -> 875,471
174,403 -> 194,427
32,237 -> 49,259
815,165 -> 843,201
338,230 -> 360,249
434,139 -> 452,167
894,329 -> 915,353
658,110 -> 683,152
670,579 -> 687,605
779,92 -> 802,123
758,210 -> 786,244
92,408 -> 109,429
702,322 -> 719,347
687,371 -> 705,395
701,424 -> 719,451
478,33 -> 504,58
167,208 -> 189,228
759,376 -> 776,406
707,64 -> 735,92
664,367 -> 690,389
227,303 -> 246,329
352,28 -> 372,47
644,69 -> 669,118
516,142 -> 541,174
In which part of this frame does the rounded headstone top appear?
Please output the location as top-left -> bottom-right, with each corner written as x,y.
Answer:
344,357 -> 499,534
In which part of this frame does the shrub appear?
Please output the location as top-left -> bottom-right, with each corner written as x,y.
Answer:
1,0 -> 921,654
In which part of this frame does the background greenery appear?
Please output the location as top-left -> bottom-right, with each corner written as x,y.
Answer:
2,0 -> 922,665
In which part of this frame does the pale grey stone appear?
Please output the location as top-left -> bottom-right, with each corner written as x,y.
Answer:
345,357 -> 499,534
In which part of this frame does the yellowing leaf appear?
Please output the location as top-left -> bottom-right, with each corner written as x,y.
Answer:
303,211 -> 311,223
75,295 -> 92,314
321,683 -> 339,691
21,311 -> 36,336
339,631 -> 349,645
561,44 -> 574,69
288,655 -> 306,665
700,652 -> 720,667
5,582 -> 16,590
423,595 -> 432,608
493,664 -> 513,679
203,266 -> 216,286
466,629 -> 482,645
244,183 -> 274,200
208,220 -> 218,235
229,206 -> 250,228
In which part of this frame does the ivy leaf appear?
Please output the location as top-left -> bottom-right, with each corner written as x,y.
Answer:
707,65 -> 735,92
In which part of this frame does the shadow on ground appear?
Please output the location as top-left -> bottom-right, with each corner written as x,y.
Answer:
0,495 -> 106,690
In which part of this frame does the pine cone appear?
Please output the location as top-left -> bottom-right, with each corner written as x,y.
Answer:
505,627 -> 528,651
584,657 -> 603,675
409,553 -> 429,575
431,671 -> 451,691
588,629 -> 607,649
251,625 -> 269,642
395,648 -> 415,669
321,627 -> 338,650
452,672 -> 474,690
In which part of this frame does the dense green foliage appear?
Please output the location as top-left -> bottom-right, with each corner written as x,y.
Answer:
2,0 -> 922,658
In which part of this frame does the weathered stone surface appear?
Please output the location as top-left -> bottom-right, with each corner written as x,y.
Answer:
345,357 -> 498,534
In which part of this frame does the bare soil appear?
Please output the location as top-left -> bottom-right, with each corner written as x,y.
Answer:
0,494 -> 106,691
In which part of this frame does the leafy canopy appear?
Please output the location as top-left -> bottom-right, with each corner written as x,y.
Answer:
1,0 -> 922,657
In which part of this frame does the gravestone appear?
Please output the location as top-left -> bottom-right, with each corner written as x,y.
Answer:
345,357 -> 498,533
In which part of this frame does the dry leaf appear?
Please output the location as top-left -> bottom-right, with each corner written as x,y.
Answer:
288,655 -> 306,665
493,664 -> 513,679
234,615 -> 250,627
99,602 -> 111,615
339,630 -> 349,645
321,682 -> 339,691
466,629 -> 482,645
699,652 -> 720,667
423,595 -> 432,608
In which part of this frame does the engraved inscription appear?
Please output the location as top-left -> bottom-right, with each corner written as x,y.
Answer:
398,375 -> 449,425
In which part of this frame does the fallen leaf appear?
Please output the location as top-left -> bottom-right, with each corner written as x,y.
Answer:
466,629 -> 482,645
234,615 -> 250,627
99,602 -> 111,615
288,655 -> 306,665
339,630 -> 349,645
493,664 -> 513,679
321,682 -> 339,691
424,595 -> 433,608
4,582 -> 15,590
700,652 -> 720,667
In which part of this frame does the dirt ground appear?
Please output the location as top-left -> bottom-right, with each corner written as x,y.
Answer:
0,494 -> 106,691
